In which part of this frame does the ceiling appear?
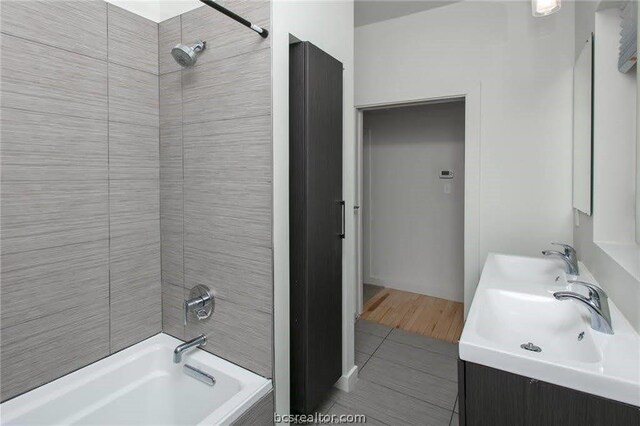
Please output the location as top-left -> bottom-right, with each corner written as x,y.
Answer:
355,0 -> 463,27
104,0 -> 201,22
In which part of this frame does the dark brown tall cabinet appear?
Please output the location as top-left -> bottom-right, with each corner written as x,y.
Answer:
289,41 -> 344,414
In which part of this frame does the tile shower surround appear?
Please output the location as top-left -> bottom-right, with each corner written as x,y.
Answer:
159,0 -> 273,379
0,0 -> 272,401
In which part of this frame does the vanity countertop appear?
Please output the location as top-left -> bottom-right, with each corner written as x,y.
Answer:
459,253 -> 640,406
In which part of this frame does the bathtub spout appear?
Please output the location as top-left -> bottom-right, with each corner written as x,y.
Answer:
174,335 -> 207,363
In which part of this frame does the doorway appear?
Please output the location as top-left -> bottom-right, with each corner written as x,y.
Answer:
356,100 -> 465,342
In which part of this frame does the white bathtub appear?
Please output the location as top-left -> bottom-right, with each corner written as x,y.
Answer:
0,333 -> 272,426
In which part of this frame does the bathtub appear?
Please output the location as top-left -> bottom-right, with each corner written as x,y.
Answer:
0,333 -> 272,425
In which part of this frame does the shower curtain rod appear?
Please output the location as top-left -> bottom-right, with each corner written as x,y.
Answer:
199,0 -> 269,38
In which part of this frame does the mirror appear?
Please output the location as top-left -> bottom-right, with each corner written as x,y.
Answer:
573,35 -> 594,215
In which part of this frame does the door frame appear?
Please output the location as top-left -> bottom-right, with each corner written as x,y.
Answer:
354,83 -> 481,318
354,110 -> 364,315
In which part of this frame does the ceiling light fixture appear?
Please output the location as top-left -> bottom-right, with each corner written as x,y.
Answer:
532,0 -> 561,17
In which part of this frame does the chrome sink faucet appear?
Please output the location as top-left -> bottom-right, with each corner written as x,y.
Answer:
173,334 -> 207,363
542,243 -> 579,276
554,281 -> 613,334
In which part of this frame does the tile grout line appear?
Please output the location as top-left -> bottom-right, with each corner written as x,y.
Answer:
359,326 -> 394,372
356,325 -> 458,424
449,408 -> 456,426
0,31 -> 107,63
158,16 -> 164,335
359,320 -> 460,360
2,237 -> 110,258
359,354 -> 373,372
382,334 -> 459,361
0,298 -> 110,333
179,13 -> 187,341
331,402 -> 392,426
359,328 -> 460,409
322,399 -> 338,415
106,2 -> 112,355
1,104 -> 161,129
0,28 -> 164,76
0,106 -> 107,123
1,31 -> 160,78
328,398 -> 391,426
356,375 -> 457,416
360,332 -> 459,412
358,362 -> 459,413
369,352 -> 458,385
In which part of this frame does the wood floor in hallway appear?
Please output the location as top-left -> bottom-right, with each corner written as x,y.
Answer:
360,288 -> 464,343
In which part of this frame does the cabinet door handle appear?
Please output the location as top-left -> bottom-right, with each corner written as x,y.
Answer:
339,200 -> 345,239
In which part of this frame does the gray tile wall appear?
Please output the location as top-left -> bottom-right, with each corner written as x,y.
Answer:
0,0 -> 271,403
158,1 -> 273,378
0,1 -> 160,401
106,0 -> 161,355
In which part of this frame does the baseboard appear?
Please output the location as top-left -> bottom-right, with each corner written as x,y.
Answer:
334,365 -> 358,392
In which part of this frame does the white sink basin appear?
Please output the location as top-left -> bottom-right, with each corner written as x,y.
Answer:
491,254 -> 569,284
476,289 -> 602,364
460,253 -> 640,407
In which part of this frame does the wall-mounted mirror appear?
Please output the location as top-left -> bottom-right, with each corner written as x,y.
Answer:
573,35 -> 594,215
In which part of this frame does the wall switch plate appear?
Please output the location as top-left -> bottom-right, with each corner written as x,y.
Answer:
444,183 -> 451,194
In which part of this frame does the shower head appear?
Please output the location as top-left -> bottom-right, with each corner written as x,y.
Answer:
171,40 -> 206,67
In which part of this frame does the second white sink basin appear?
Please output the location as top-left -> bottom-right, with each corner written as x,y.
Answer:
460,253 -> 640,406
475,289 -> 602,363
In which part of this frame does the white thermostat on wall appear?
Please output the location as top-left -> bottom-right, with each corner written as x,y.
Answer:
439,170 -> 454,179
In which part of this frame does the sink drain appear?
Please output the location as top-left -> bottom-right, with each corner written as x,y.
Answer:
520,342 -> 542,352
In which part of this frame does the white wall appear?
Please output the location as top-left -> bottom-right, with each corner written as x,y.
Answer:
574,0 -> 600,57
271,0 -> 355,414
573,1 -> 640,332
355,1 -> 576,306
363,102 -> 465,301
574,1 -> 625,57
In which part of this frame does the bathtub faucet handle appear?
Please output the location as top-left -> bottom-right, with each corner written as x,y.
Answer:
184,285 -> 214,326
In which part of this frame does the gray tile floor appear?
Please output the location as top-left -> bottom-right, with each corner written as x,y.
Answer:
318,319 -> 460,426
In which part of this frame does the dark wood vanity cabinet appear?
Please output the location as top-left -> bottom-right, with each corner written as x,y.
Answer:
458,360 -> 640,426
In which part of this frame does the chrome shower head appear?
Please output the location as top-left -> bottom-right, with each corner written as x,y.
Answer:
171,40 -> 206,67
